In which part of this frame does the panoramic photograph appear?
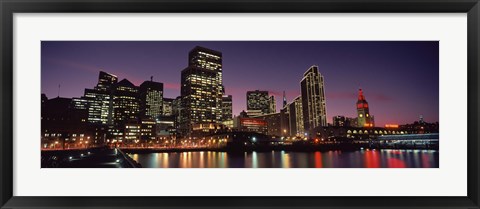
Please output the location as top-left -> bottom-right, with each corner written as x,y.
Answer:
41,41 -> 439,168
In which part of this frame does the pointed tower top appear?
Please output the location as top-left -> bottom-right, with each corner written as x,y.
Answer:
358,89 -> 365,101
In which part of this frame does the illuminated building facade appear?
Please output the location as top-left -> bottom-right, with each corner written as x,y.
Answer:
72,97 -> 88,110
356,89 -> 374,127
162,98 -> 174,116
333,116 -> 346,127
246,90 -> 275,117
140,119 -> 156,141
269,95 -> 276,114
96,71 -> 118,91
73,71 -> 118,125
124,123 -> 141,144
156,116 -> 176,137
172,96 -> 183,131
347,117 -> 358,127
315,125 -> 415,141
399,121 -> 439,134
287,96 -> 304,136
41,97 -> 92,149
180,46 -> 223,135
253,113 -> 282,136
139,80 -> 163,120
83,89 -> 111,124
113,79 -> 140,127
233,117 -> 268,134
191,123 -> 227,136
301,65 -> 327,131
221,95 -> 233,122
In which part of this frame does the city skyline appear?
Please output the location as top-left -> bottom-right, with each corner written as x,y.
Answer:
41,41 -> 439,126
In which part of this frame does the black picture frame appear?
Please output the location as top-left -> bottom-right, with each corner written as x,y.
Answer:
1,0 -> 479,208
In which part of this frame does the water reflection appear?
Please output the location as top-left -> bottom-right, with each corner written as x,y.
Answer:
128,149 -> 439,168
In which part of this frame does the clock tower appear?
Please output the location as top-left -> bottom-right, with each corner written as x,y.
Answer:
357,89 -> 373,127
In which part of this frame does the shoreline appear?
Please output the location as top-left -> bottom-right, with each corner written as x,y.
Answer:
120,145 -> 439,154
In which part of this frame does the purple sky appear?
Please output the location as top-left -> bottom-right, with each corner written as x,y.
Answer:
41,41 -> 439,126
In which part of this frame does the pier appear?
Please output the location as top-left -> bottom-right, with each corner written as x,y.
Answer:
41,147 -> 141,168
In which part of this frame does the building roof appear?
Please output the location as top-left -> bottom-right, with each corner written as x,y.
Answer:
302,65 -> 320,78
140,80 -> 163,90
190,46 -> 222,56
116,79 -> 136,88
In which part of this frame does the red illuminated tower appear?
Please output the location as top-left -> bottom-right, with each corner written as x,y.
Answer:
356,89 -> 373,127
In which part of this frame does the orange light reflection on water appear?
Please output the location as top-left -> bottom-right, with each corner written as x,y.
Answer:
387,158 -> 406,168
364,150 -> 380,168
314,152 -> 322,168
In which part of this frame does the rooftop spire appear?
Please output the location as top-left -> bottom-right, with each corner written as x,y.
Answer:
358,88 -> 365,101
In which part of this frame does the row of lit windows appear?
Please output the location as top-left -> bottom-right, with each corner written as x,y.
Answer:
346,130 -> 407,135
197,52 -> 221,59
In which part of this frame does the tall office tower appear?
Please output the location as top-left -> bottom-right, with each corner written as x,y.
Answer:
180,46 -> 223,135
356,88 -> 373,127
288,96 -> 304,136
96,71 -> 118,91
221,95 -> 233,122
282,91 -> 287,108
139,80 -> 163,120
112,79 -> 140,127
173,96 -> 183,131
73,71 -> 118,125
301,65 -> 327,132
269,95 -> 276,114
83,89 -> 111,124
162,98 -> 174,116
246,90 -> 272,117
280,107 -> 290,137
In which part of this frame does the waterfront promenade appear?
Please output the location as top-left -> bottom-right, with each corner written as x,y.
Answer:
41,147 -> 141,168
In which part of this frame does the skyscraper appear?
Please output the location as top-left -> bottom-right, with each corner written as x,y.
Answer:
162,98 -> 174,116
288,96 -> 304,136
269,95 -> 276,114
180,46 -> 223,136
73,71 -> 117,125
246,90 -> 275,117
112,79 -> 140,127
282,91 -> 287,108
139,80 -> 163,120
221,95 -> 233,122
356,89 -> 373,127
301,65 -> 327,131
96,71 -> 118,91
173,96 -> 183,130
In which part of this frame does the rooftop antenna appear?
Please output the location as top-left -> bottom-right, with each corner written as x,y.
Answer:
57,84 -> 61,98
150,76 -> 153,82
